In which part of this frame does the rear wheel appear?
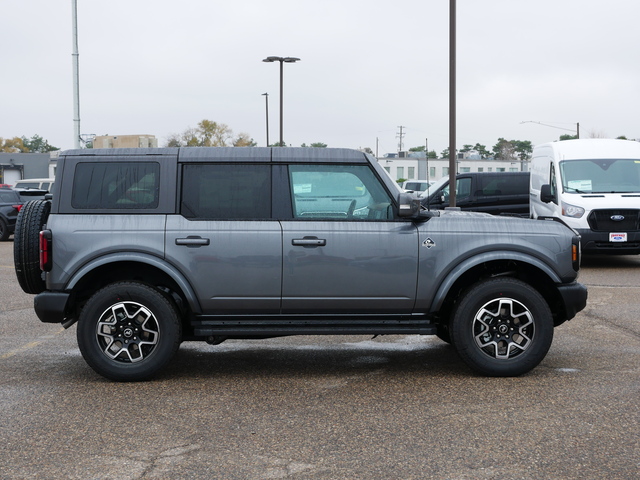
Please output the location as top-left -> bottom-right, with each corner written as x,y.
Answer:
451,278 -> 553,376
14,200 -> 50,294
77,282 -> 182,381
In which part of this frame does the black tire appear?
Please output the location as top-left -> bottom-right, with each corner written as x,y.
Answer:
77,282 -> 182,381
0,218 -> 9,241
14,200 -> 51,294
451,278 -> 554,377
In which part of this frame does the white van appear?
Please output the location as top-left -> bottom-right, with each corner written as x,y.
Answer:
530,139 -> 640,255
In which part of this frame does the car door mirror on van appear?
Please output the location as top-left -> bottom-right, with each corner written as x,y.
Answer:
540,184 -> 555,203
397,192 -> 421,217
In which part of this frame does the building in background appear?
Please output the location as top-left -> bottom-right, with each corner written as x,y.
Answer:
377,151 -> 528,184
0,153 -> 54,184
92,135 -> 158,149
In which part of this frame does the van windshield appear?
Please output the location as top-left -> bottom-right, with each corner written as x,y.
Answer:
559,158 -> 640,194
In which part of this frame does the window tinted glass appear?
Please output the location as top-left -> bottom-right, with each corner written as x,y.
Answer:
289,164 -> 393,220
181,164 -> 271,219
72,162 -> 160,209
480,175 -> 527,196
0,190 -> 21,203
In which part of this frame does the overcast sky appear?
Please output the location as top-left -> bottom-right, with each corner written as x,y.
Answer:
3,0 -> 639,155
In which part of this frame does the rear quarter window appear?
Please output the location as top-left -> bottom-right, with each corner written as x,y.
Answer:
71,162 -> 160,209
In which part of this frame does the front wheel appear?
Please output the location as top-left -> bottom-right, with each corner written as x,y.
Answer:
77,282 -> 182,381
451,278 -> 553,377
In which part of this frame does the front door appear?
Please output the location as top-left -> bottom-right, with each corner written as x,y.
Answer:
280,164 -> 419,314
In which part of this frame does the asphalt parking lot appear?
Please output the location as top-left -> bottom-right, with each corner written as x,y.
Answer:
0,240 -> 638,480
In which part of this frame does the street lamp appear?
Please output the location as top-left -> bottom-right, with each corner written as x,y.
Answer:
262,93 -> 269,147
262,56 -> 300,146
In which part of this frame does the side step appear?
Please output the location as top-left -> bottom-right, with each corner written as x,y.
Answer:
192,314 -> 438,337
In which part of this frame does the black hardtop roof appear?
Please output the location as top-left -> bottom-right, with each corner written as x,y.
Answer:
60,147 -> 369,163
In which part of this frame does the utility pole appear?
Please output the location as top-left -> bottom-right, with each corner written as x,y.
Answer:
396,126 -> 406,153
449,0 -> 457,207
72,0 -> 81,149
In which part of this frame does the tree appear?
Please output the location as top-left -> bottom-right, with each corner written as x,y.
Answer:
301,142 -> 327,148
21,134 -> 59,152
0,137 -> 28,153
559,134 -> 578,141
165,120 -> 253,147
492,138 -> 516,160
233,133 -> 257,147
493,138 -> 531,161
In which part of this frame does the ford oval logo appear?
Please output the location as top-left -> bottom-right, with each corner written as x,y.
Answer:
610,215 -> 625,221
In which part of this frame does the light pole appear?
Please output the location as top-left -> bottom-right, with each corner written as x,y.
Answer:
520,121 -> 580,139
262,93 -> 269,146
262,56 -> 300,146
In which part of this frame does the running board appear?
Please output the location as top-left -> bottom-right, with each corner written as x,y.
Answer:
192,315 -> 437,337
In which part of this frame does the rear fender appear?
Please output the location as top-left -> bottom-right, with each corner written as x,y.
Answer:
65,252 -> 202,314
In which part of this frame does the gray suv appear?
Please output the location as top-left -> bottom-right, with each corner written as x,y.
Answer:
15,147 -> 587,381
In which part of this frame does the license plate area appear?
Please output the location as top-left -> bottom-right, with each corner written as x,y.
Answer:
610,232 -> 627,242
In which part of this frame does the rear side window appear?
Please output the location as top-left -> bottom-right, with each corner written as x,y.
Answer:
0,190 -> 21,203
71,162 -> 160,209
180,164 -> 271,219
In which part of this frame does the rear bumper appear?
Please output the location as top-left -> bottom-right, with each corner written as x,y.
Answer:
34,291 -> 70,323
557,282 -> 588,321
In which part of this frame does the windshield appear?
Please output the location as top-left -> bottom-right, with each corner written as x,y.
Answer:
560,158 -> 640,194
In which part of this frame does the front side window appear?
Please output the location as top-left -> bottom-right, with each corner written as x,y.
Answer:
181,164 -> 271,219
72,162 -> 159,209
289,164 -> 393,220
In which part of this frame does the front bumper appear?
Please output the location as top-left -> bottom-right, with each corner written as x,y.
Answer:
577,229 -> 640,255
34,291 -> 70,323
557,281 -> 588,322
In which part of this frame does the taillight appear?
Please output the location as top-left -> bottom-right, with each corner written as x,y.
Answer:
39,230 -> 52,272
13,204 -> 23,212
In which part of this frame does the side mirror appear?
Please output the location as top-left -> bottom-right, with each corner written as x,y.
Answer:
397,192 -> 421,217
540,184 -> 554,203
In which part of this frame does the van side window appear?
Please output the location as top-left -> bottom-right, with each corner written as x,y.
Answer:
442,178 -> 472,199
289,164 -> 393,220
71,162 -> 160,209
549,165 -> 558,202
180,164 -> 271,219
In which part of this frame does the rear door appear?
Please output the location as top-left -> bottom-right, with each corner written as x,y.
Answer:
280,163 -> 419,313
165,163 -> 282,314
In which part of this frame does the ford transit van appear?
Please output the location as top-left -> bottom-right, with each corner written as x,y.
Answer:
530,139 -> 640,255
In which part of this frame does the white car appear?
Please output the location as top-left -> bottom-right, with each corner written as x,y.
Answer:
402,180 -> 432,194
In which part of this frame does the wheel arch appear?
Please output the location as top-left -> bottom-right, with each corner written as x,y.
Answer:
65,253 -> 201,319
431,252 -> 568,327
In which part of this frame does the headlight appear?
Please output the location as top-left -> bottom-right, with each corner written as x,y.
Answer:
561,201 -> 585,218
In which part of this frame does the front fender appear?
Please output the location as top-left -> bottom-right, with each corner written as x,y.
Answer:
428,250 -> 563,313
